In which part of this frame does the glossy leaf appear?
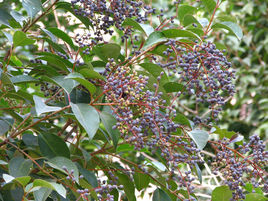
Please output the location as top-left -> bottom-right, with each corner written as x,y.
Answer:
117,173 -> 136,201
212,21 -> 243,40
139,63 -> 169,85
144,31 -> 166,48
79,68 -> 105,80
33,179 -> 66,198
100,112 -> 120,148
70,103 -> 100,139
211,186 -> 232,201
93,43 -> 121,61
65,73 -> 96,94
0,120 -> 10,136
0,8 -> 13,26
13,31 -> 35,47
76,163 -> 98,188
46,27 -> 76,49
33,95 -> 62,116
152,188 -> 172,201
188,129 -> 209,150
47,157 -> 79,183
33,187 -> 52,201
213,126 -> 236,139
162,29 -> 201,41
9,156 -> 32,178
202,0 -> 217,13
177,5 -> 197,22
49,76 -> 79,94
14,176 -> 31,187
38,133 -> 70,159
133,172 -> 150,191
122,18 -> 154,36
22,0 -> 42,18
245,193 -> 267,201
163,82 -> 184,93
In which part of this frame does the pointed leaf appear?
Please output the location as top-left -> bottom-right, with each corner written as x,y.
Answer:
13,31 -> 35,47
65,73 -> 96,94
202,0 -> 217,13
144,31 -> 167,48
70,103 -> 100,139
133,172 -> 150,191
33,95 -> 61,116
38,133 -> 70,159
22,0 -> 42,19
93,43 -> 121,62
100,112 -> 120,148
47,157 -> 79,183
46,27 -> 76,49
153,188 -> 172,201
33,187 -> 52,201
188,129 -> 209,150
49,76 -> 79,94
211,186 -> 232,201
9,156 -> 32,178
177,5 -> 197,22
212,21 -> 243,40
139,63 -> 169,85
162,29 -> 201,41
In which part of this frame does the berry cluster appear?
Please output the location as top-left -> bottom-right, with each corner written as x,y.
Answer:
38,81 -> 62,98
102,62 -> 204,197
72,0 -> 152,46
158,40 -> 235,123
211,136 -> 268,200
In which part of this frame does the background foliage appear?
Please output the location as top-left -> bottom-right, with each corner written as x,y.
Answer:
0,0 -> 267,201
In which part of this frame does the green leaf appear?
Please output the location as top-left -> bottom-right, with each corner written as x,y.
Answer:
117,173 -> 136,201
139,63 -> 169,85
163,82 -> 184,93
183,15 -> 202,27
49,76 -> 79,94
46,27 -> 76,49
0,120 -> 10,136
22,0 -> 42,19
93,43 -> 121,62
33,187 -> 52,201
13,31 -> 35,47
33,180 -> 66,198
38,56 -> 68,72
76,163 -> 98,188
33,95 -> 62,116
47,157 -> 79,183
122,18 -> 154,36
9,156 -> 32,178
187,129 -> 209,150
22,133 -> 38,146
70,103 -> 100,139
212,21 -> 243,40
202,0 -> 217,13
100,112 -> 120,148
162,29 -> 201,41
133,172 -> 150,191
213,126 -> 236,139
152,188 -> 172,201
144,31 -> 167,48
38,133 -> 70,159
177,5 -> 197,22
68,88 -> 91,104
245,193 -> 267,201
0,8 -> 13,27
211,186 -> 232,201
14,176 -> 31,187
79,68 -> 105,80
65,73 -> 96,94
194,163 -> 202,184
1,72 -> 14,88
56,2 -> 92,28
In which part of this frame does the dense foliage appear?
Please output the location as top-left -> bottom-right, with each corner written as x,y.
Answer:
0,0 -> 267,201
